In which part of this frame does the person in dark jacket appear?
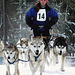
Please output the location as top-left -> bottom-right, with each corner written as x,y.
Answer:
26,0 -> 58,51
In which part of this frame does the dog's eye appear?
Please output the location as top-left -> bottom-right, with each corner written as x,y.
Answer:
31,43 -> 33,45
38,46 -> 40,47
58,46 -> 61,48
58,45 -> 61,48
40,43 -> 43,45
34,46 -> 36,47
62,46 -> 64,49
10,53 -> 12,54
7,52 -> 9,54
62,46 -> 64,48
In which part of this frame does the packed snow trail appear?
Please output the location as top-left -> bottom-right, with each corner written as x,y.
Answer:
0,59 -> 75,75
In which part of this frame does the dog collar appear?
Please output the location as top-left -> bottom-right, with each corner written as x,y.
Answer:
18,56 -> 30,62
7,59 -> 16,64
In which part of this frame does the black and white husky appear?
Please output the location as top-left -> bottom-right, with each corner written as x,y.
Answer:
53,37 -> 67,71
4,44 -> 19,75
28,38 -> 45,75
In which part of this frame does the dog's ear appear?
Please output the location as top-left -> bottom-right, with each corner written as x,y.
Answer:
20,39 -> 22,43
6,44 -> 8,48
20,39 -> 21,41
25,40 -> 28,46
14,46 -> 17,50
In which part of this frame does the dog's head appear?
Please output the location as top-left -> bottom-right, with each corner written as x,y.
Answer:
20,38 -> 28,47
17,38 -> 29,53
4,44 -> 18,59
54,37 -> 67,55
28,38 -> 45,56
56,45 -> 66,55
19,38 -> 28,53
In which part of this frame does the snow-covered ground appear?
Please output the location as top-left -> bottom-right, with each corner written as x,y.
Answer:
0,57 -> 75,75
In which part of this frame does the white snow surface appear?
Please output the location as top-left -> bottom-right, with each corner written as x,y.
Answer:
0,58 -> 75,75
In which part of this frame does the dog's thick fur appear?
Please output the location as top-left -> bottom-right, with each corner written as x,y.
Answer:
16,38 -> 29,62
53,37 -> 67,71
28,38 -> 45,75
4,44 -> 19,75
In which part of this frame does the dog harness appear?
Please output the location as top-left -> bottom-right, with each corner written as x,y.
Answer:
18,56 -> 30,62
7,56 -> 17,64
34,52 -> 42,61
50,45 -> 54,48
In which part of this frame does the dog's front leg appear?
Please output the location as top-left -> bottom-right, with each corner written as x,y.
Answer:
54,51 -> 58,64
14,63 -> 19,75
6,64 -> 10,75
61,54 -> 65,71
29,61 -> 39,75
29,61 -> 35,75
45,51 -> 49,66
40,61 -> 45,75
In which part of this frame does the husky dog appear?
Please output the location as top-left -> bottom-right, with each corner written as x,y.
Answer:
0,41 -> 4,52
16,38 -> 29,63
4,44 -> 19,75
28,38 -> 45,75
53,37 -> 67,71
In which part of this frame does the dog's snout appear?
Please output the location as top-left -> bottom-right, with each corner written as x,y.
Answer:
59,50 -> 62,55
8,56 -> 10,59
36,50 -> 39,55
23,51 -> 25,53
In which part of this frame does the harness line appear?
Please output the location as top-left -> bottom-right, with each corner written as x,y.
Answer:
18,56 -> 30,62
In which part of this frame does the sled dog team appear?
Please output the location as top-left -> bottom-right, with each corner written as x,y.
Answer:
0,36 -> 67,75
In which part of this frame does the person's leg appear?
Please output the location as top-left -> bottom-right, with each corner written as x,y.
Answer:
33,30 -> 41,36
42,30 -> 49,36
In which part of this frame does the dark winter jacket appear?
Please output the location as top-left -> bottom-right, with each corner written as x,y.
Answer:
26,2 -> 58,36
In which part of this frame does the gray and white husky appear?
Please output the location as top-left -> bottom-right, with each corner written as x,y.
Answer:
28,38 -> 45,75
16,38 -> 29,64
4,44 -> 19,75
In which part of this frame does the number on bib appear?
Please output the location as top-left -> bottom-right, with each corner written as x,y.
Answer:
37,9 -> 46,21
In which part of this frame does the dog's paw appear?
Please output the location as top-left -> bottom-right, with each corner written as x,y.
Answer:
61,69 -> 65,72
56,62 -> 58,64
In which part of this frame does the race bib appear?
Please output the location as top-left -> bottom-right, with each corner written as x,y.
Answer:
37,9 -> 46,21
